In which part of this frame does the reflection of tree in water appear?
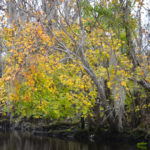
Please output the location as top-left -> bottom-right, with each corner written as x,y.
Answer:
0,131 -> 88,150
0,131 -> 137,150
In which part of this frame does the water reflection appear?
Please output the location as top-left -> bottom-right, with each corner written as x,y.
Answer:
0,131 -> 137,150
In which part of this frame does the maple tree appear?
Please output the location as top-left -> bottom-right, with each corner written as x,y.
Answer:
0,0 -> 149,132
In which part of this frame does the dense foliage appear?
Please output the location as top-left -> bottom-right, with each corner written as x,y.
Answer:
0,0 -> 149,131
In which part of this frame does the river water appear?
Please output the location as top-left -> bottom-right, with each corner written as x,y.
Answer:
0,131 -> 137,150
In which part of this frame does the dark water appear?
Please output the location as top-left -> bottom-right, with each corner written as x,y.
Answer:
0,131 -> 137,150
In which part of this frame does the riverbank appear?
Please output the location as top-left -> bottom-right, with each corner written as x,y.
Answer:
0,117 -> 149,145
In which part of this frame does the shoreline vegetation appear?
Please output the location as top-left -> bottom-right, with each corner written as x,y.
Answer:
0,116 -> 150,146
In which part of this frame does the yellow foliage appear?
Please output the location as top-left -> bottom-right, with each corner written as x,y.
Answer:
121,81 -> 126,87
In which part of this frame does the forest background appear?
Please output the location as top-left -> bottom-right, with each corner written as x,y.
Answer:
0,0 -> 150,133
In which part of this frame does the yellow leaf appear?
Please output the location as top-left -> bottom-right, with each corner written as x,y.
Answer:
107,82 -> 111,88
3,113 -> 6,116
121,81 -> 126,87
